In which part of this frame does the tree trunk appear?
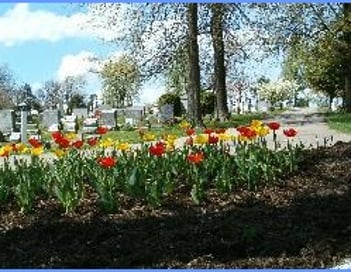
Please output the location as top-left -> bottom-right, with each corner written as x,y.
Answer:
187,3 -> 203,127
211,3 -> 229,121
343,3 -> 351,112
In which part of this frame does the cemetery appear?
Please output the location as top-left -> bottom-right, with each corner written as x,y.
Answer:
1,2 -> 351,269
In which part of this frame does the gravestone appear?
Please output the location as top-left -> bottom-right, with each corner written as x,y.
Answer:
124,106 -> 145,121
159,104 -> 174,122
42,109 -> 60,128
100,109 -> 117,129
62,115 -> 77,132
125,118 -> 137,126
72,108 -> 88,119
82,118 -> 98,133
0,110 -> 15,134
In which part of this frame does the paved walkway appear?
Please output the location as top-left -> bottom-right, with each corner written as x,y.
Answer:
254,107 -> 351,148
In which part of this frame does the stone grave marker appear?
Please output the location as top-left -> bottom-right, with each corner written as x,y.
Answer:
72,108 -> 88,119
125,118 -> 136,126
124,106 -> 145,121
41,109 -> 60,128
159,104 -> 174,122
100,110 -> 117,129
0,110 -> 15,135
62,115 -> 77,132
82,118 -> 98,133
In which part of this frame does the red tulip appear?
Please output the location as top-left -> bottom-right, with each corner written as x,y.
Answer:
237,126 -> 256,139
52,131 -> 64,142
267,122 -> 280,131
283,128 -> 298,137
187,152 -> 204,164
149,142 -> 165,157
185,137 -> 194,146
236,126 -> 250,134
28,137 -> 42,148
216,128 -> 226,134
87,137 -> 98,146
57,138 -> 70,149
208,135 -> 219,144
72,140 -> 84,149
97,156 -> 117,168
96,126 -> 109,135
203,128 -> 214,134
186,128 -> 195,136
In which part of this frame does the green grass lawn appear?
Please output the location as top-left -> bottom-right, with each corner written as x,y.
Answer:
325,112 -> 351,134
102,126 -> 185,143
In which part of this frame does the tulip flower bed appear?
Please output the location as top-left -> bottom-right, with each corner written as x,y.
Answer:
0,120 -> 302,214
1,120 -> 351,268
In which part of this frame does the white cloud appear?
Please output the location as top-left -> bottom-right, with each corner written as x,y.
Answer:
0,3 -> 97,46
56,51 -> 101,81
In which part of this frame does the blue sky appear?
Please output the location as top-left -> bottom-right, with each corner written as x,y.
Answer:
0,3 -> 281,104
0,3 -> 115,93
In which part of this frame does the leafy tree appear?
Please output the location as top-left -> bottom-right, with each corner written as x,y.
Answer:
100,54 -> 141,108
68,93 -> 87,109
257,79 -> 298,109
303,34 -> 343,110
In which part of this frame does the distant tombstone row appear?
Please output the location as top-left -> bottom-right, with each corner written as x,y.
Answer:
96,106 -> 146,128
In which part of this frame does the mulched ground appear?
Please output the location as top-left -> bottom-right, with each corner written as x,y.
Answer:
1,141 -> 351,268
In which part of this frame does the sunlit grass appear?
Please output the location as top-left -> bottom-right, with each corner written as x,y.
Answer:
325,112 -> 351,133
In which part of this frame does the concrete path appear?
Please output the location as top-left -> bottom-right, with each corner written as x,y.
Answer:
256,107 -> 351,148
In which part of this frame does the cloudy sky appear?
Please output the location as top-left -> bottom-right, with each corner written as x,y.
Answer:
0,3 -> 166,104
0,3 -> 281,104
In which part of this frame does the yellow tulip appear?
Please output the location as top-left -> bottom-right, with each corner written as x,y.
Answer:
0,147 -> 9,157
218,133 -> 232,142
194,134 -> 209,145
143,133 -> 156,142
15,143 -> 26,153
117,142 -> 131,151
100,137 -> 114,148
3,144 -> 13,153
179,120 -> 191,130
251,120 -> 263,128
255,125 -> 270,137
31,146 -> 43,156
54,148 -> 66,158
65,132 -> 78,140
166,142 -> 175,151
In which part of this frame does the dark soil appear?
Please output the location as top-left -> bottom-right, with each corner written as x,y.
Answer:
1,141 -> 351,268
